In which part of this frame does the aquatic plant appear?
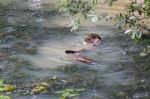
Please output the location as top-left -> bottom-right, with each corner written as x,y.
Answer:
0,80 -> 16,92
31,82 -> 50,93
0,95 -> 10,99
57,64 -> 97,74
140,46 -> 150,56
31,86 -> 45,93
12,42 -> 37,55
55,88 -> 85,99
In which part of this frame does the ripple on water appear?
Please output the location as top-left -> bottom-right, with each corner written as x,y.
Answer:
20,29 -> 133,71
102,70 -> 135,86
20,34 -> 84,68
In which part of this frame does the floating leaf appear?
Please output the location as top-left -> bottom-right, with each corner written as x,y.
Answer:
55,90 -> 65,94
67,93 -> 79,97
74,88 -> 85,92
58,96 -> 65,99
0,80 -> 4,85
140,48 -> 150,56
0,88 -> 3,91
140,52 -> 147,56
0,95 -> 10,99
41,82 -> 49,86
31,86 -> 45,93
66,88 -> 74,92
55,88 -> 85,99
62,91 -> 70,97
0,84 -> 16,92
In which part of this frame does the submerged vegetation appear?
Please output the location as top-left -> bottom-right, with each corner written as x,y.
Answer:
55,88 -> 85,99
0,0 -> 149,99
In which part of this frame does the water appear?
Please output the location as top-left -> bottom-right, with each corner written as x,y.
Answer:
0,0 -> 148,99
21,33 -> 83,68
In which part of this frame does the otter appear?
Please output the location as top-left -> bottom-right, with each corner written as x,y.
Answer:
65,50 -> 97,65
83,33 -> 102,46
68,33 -> 102,52
65,33 -> 101,64
69,33 -> 102,52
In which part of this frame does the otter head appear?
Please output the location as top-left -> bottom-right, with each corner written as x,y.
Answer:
83,33 -> 101,46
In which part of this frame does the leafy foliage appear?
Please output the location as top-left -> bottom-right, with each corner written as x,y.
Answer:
115,0 -> 150,40
56,0 -> 98,31
56,0 -> 97,16
56,0 -> 150,42
105,0 -> 117,6
56,0 -> 118,31
69,17 -> 80,31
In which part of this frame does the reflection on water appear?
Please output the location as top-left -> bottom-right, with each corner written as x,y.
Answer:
28,0 -> 41,10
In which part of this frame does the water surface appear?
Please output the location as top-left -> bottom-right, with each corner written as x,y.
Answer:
0,0 -> 147,99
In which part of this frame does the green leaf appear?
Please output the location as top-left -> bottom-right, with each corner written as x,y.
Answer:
74,88 -> 85,92
135,32 -> 141,39
68,93 -> 79,97
31,86 -> 45,93
70,17 -> 80,31
131,32 -> 136,39
40,82 -> 49,86
58,96 -> 66,99
0,88 -> 4,91
0,80 -> 4,85
92,0 -> 98,8
0,84 -> 16,92
66,88 -> 74,92
62,92 -> 71,97
138,32 -> 142,39
0,95 -> 10,99
105,0 -> 117,6
55,90 -> 65,94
